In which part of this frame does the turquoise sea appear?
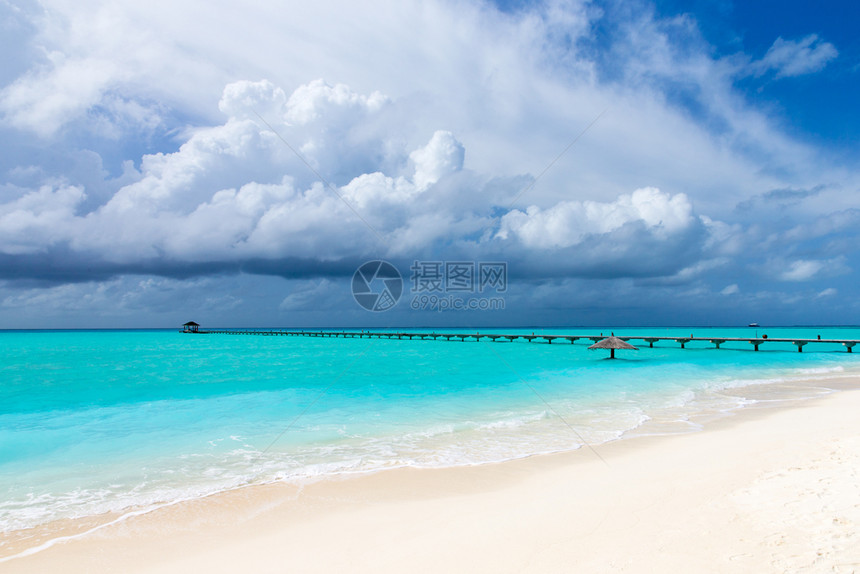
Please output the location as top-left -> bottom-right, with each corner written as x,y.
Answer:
2,327 -> 860,541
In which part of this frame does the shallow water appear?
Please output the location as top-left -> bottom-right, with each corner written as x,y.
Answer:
1,327 -> 859,533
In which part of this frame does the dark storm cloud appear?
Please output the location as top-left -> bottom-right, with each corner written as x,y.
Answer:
0,251 -> 370,286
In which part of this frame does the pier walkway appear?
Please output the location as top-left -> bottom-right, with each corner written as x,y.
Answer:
190,329 -> 859,353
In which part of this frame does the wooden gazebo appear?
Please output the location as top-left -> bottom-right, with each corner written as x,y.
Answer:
182,321 -> 200,333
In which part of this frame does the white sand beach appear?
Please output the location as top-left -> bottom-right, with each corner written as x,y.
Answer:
3,383 -> 860,573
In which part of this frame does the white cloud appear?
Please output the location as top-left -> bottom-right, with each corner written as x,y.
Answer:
219,79 -> 287,121
14,62 -> 853,292
0,76 -> 713,282
410,131 -> 465,191
284,79 -> 388,125
1,0 -> 859,328
779,259 -> 824,281
0,0 -> 842,203
776,258 -> 848,282
0,55 -> 116,137
0,184 -> 84,254
721,284 -> 739,295
751,35 -> 838,79
0,81 -> 479,264
497,187 -> 693,248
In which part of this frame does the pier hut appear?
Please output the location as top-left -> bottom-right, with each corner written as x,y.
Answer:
182,321 -> 201,333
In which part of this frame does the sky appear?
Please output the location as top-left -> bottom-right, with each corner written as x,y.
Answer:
0,0 -> 858,328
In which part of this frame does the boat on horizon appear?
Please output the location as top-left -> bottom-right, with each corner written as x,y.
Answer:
748,322 -> 760,327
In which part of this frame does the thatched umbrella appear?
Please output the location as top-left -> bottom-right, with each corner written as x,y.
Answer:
588,336 -> 638,359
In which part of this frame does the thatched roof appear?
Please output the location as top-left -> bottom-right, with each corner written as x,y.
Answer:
588,336 -> 638,350
183,321 -> 200,326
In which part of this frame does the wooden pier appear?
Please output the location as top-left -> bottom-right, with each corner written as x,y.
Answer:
187,329 -> 859,353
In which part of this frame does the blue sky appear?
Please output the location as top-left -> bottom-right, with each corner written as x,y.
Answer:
0,0 -> 857,328
654,0 -> 859,146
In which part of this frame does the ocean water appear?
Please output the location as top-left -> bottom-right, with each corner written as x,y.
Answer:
2,327 -> 860,537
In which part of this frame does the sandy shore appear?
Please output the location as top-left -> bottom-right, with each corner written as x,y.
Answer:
3,383 -> 860,573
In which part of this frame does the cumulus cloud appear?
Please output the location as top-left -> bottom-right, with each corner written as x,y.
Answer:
0,77 -> 715,284
0,0 -> 837,193
1,0 -> 859,326
284,79 -> 388,125
0,73 -> 854,298
410,131 -> 465,191
497,187 -> 693,248
218,79 -> 287,121
0,184 -> 85,254
751,35 -> 838,79
0,80 -> 476,271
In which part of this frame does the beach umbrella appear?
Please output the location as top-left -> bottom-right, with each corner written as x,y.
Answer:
588,336 -> 638,359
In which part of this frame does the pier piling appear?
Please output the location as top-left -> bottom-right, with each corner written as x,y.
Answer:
183,328 -> 860,354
